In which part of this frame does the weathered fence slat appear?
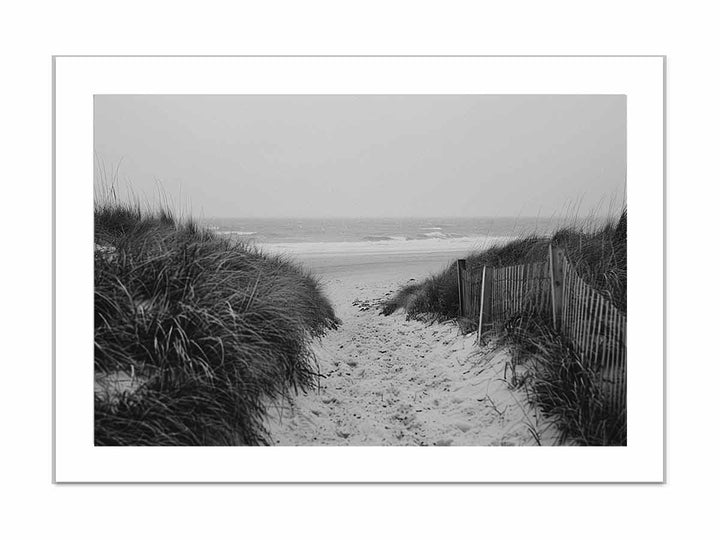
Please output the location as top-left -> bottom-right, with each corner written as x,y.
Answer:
610,308 -> 620,408
457,259 -> 466,316
581,290 -> 594,360
575,272 -> 584,348
569,270 -> 580,341
476,266 -> 488,341
593,296 -> 605,370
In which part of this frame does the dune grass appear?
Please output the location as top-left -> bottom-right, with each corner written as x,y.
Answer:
381,210 -> 627,446
500,313 -> 626,446
383,210 -> 626,321
94,200 -> 339,445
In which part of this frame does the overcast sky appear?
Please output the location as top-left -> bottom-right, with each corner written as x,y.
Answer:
94,94 -> 625,218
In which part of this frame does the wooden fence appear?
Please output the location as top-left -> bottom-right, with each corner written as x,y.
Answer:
456,245 -> 626,412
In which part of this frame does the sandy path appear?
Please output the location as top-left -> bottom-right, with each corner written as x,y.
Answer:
265,273 -> 562,446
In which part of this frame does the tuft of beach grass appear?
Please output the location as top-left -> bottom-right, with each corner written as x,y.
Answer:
94,199 -> 339,445
499,313 -> 626,446
382,210 -> 626,321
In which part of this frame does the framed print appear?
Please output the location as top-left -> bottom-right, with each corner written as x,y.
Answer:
53,55 -> 664,483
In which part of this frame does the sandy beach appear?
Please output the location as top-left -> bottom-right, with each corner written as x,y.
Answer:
265,248 -> 562,446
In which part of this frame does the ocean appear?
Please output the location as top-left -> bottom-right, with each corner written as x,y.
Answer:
201,216 -> 576,256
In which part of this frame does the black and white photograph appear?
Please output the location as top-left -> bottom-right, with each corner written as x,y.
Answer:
93,93 -> 627,447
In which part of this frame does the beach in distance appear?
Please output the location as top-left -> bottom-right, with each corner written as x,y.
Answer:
204,216 -> 569,280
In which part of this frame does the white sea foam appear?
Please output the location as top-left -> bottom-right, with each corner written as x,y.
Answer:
259,235 -> 514,256
219,230 -> 257,236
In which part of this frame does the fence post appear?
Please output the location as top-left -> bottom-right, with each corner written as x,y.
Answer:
477,266 -> 492,342
456,259 -> 467,317
548,245 -> 565,330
